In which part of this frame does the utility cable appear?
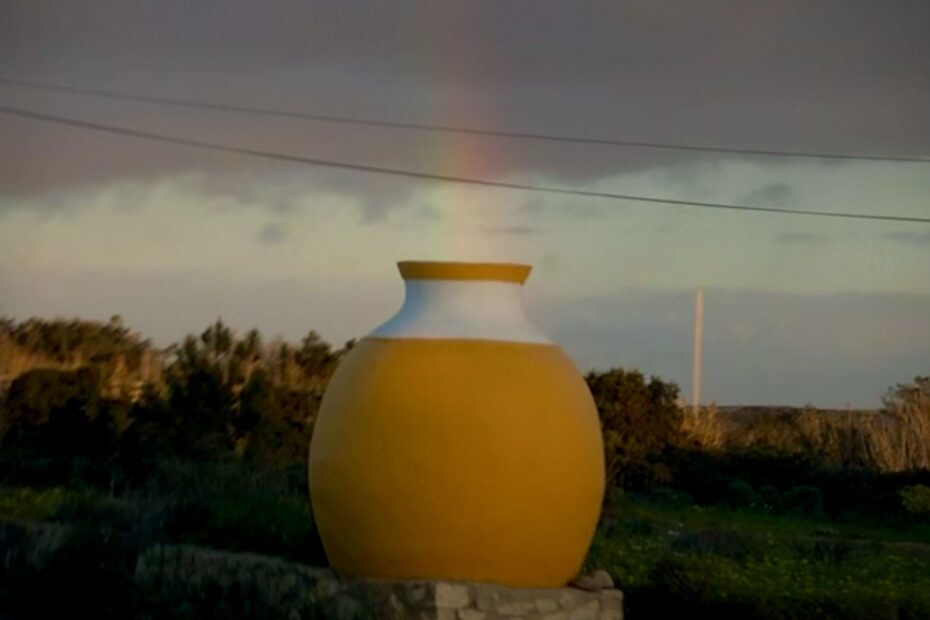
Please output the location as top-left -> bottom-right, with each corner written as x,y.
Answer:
1,76 -> 927,164
2,104 -> 929,224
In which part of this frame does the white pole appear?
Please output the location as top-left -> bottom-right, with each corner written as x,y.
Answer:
691,288 -> 704,414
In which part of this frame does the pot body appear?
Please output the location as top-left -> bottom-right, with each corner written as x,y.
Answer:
308,262 -> 604,587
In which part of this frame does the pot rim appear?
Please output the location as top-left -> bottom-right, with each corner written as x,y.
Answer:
397,261 -> 531,284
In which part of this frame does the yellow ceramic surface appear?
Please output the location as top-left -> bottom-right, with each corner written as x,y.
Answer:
309,262 -> 605,587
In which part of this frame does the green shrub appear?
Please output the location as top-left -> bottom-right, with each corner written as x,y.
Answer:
136,458 -> 326,565
901,484 -> 930,517
783,485 -> 824,516
671,528 -> 759,563
648,553 -> 712,606
589,495 -> 930,620
791,538 -> 853,564
0,486 -> 70,520
585,368 -> 682,490
726,480 -> 762,509
645,487 -> 694,506
758,485 -> 784,513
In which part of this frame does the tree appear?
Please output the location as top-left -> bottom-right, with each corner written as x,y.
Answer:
0,367 -> 119,461
585,368 -> 683,490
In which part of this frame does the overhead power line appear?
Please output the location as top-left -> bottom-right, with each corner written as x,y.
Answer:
2,104 -> 929,224
1,75 -> 928,164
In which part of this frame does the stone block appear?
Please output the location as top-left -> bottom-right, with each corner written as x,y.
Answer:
569,600 -> 601,620
435,582 -> 471,608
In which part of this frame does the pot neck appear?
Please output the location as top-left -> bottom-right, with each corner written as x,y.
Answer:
369,279 -> 551,344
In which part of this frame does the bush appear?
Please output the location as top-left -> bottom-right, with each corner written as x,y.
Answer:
783,485 -> 824,516
758,485 -> 784,513
648,553 -> 712,606
128,458 -> 327,565
726,480 -> 762,509
585,368 -> 682,490
659,447 -> 930,520
671,529 -> 758,563
0,486 -> 70,521
901,484 -> 930,517
644,487 -> 694,507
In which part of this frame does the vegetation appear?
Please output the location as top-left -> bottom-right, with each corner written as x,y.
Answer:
683,376 -> 930,472
901,484 -> 930,517
1,317 -> 354,477
587,493 -> 930,620
0,316 -> 928,618
586,368 -> 683,489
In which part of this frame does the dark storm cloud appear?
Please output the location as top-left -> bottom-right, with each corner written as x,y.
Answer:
1,0 -> 928,205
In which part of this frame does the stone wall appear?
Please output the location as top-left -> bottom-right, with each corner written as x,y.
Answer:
0,518 -> 72,577
135,544 -> 623,619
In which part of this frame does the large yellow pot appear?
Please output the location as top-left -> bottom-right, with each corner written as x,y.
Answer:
309,261 -> 605,587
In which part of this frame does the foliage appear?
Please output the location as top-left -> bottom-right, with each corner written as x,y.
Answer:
683,376 -> 930,473
883,376 -> 930,415
0,485 -> 72,521
0,314 -> 152,371
2,315 -> 929,617
901,484 -> 930,517
783,485 -> 824,516
0,317 -> 354,476
657,446 -> 930,523
585,368 -> 683,489
587,495 -> 930,620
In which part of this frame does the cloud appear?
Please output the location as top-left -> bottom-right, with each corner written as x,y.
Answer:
774,231 -> 828,244
2,163 -> 928,408
1,0 -> 927,200
188,169 -> 420,222
255,222 -> 287,244
743,182 -> 797,206
480,225 -> 541,235
4,258 -> 927,407
534,288 -> 930,407
884,230 -> 930,246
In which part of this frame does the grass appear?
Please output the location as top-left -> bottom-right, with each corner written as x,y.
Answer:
0,459 -> 326,566
608,492 -> 930,545
0,461 -> 328,619
6,479 -> 930,619
0,485 -> 76,521
587,493 -> 930,619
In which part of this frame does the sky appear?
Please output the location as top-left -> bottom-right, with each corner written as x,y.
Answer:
0,0 -> 928,407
